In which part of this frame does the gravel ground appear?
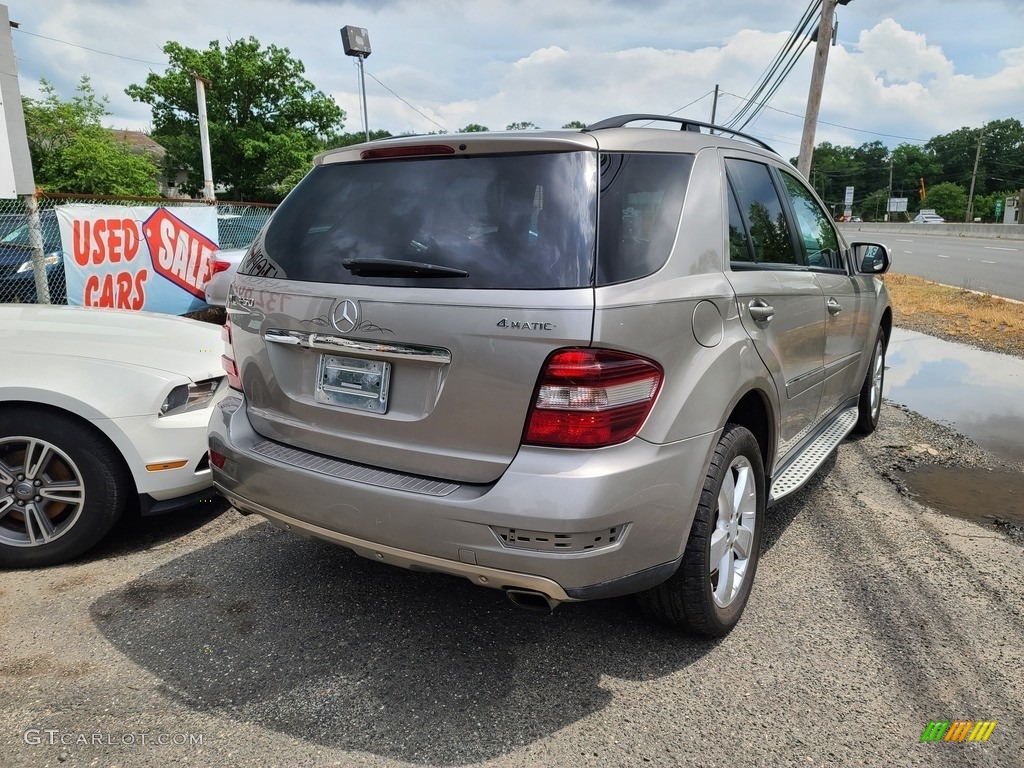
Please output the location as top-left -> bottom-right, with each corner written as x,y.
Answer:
1,401 -> 1022,768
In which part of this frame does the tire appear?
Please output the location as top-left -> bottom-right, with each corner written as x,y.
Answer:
638,424 -> 765,637
0,408 -> 129,568
854,328 -> 886,435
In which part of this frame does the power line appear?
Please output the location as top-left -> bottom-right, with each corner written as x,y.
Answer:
724,0 -> 820,130
13,29 -> 168,66
720,92 -> 930,142
665,90 -> 715,119
362,66 -> 448,133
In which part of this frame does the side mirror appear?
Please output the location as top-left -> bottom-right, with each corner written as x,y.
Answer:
850,242 -> 891,274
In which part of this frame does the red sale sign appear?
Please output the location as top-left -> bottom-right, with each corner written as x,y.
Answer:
142,208 -> 218,299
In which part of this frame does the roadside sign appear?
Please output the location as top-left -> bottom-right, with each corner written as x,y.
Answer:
888,197 -> 908,213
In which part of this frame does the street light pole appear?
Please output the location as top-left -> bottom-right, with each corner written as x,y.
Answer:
340,26 -> 372,142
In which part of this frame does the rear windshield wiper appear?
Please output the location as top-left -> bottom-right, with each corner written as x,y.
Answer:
341,258 -> 468,278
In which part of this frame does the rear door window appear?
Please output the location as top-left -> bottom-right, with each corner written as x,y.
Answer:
725,158 -> 802,267
253,151 -> 597,290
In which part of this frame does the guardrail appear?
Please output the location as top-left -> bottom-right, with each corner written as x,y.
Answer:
839,222 -> 1024,241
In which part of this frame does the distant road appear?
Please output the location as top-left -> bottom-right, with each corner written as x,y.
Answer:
854,231 -> 1024,301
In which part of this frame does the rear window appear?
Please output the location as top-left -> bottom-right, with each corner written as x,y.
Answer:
253,151 -> 598,289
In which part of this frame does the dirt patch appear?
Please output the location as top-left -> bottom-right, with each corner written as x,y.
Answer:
884,273 -> 1024,357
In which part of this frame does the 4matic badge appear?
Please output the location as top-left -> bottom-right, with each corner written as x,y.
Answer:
496,318 -> 556,332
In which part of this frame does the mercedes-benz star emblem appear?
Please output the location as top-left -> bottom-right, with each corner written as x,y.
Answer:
331,299 -> 359,333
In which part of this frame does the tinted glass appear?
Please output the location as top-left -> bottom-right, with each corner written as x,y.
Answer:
728,186 -> 754,263
779,172 -> 843,270
1,212 -> 59,248
254,152 -> 597,289
725,159 -> 800,266
596,153 -> 692,284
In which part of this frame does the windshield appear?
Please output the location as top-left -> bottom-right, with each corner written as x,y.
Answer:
1,214 -> 59,248
254,151 -> 598,290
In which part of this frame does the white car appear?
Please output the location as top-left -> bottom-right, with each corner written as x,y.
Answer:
0,305 -> 226,567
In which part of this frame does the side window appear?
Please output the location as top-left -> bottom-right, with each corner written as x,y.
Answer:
780,171 -> 843,270
596,153 -> 693,284
725,158 -> 801,267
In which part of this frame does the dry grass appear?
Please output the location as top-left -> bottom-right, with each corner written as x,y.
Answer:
883,273 -> 1024,357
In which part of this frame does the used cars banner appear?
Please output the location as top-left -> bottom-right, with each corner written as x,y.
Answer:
57,205 -> 219,314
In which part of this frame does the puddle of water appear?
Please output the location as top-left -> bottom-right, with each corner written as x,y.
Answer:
885,328 -> 1024,463
899,466 -> 1024,526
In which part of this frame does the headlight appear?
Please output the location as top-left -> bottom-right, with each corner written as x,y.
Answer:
15,253 -> 61,273
159,378 -> 222,418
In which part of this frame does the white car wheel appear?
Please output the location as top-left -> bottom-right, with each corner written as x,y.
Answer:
0,409 -> 129,568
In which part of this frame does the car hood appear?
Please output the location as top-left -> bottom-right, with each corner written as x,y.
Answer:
0,304 -> 223,381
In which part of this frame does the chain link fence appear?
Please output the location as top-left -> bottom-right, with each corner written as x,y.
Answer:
0,193 -> 275,307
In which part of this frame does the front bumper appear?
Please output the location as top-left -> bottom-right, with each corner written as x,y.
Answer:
209,395 -> 718,601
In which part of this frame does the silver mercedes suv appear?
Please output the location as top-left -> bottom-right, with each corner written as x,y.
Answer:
209,115 -> 892,637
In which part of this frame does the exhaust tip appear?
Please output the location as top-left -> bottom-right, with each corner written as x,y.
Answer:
506,589 -> 558,613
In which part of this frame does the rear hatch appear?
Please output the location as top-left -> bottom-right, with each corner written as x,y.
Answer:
228,137 -> 599,484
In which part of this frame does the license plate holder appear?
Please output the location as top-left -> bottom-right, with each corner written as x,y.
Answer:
315,354 -> 391,413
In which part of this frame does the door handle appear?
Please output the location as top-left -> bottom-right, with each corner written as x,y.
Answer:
748,298 -> 775,323
826,297 -> 842,316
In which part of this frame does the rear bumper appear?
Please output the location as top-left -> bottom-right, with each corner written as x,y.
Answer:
209,395 -> 717,601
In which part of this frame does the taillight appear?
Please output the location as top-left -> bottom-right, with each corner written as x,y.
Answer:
221,320 -> 242,391
211,259 -> 232,275
524,349 -> 663,448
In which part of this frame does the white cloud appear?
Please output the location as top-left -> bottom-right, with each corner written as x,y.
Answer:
8,0 -> 1024,150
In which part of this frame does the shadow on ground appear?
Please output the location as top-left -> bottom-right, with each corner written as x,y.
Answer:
88,463 -> 817,765
87,525 -> 722,763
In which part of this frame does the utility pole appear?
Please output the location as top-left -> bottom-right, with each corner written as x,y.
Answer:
797,0 -> 843,177
193,73 -> 215,201
710,83 -> 720,126
886,154 -> 894,222
965,123 -> 985,223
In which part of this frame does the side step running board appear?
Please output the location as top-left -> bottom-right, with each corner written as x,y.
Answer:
770,408 -> 858,503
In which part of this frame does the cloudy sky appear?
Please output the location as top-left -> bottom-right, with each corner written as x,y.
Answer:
6,0 -> 1024,155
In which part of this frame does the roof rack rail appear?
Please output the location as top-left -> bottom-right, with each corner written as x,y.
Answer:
583,114 -> 776,154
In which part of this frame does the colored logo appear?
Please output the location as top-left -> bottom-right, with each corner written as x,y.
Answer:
920,720 -> 997,743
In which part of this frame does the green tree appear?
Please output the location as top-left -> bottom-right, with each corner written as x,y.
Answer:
562,120 -> 587,129
458,123 -> 490,132
506,121 -> 540,130
890,143 -> 941,210
922,182 -> 967,221
23,77 -> 160,195
126,37 -> 344,201
272,129 -> 394,197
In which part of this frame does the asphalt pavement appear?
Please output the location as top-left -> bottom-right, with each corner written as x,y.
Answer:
1,404 -> 1022,768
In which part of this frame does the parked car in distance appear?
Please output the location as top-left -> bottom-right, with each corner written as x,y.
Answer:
912,210 -> 945,223
0,305 -> 227,567
0,210 -> 66,304
210,115 -> 893,637
204,248 -> 247,307
204,215 -> 271,307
